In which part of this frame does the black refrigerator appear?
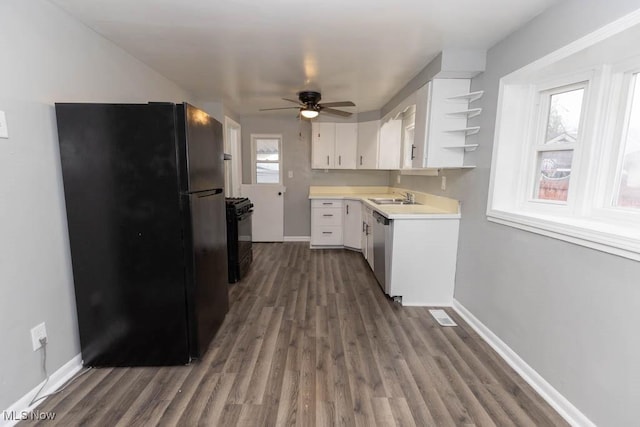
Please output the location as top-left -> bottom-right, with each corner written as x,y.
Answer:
55,102 -> 229,366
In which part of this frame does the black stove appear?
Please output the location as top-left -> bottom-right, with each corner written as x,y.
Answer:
225,197 -> 253,283
226,197 -> 253,215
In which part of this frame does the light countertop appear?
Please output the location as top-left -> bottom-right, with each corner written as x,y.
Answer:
309,186 -> 461,220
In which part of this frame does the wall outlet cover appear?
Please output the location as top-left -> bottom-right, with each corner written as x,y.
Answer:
441,176 -> 447,191
31,322 -> 47,351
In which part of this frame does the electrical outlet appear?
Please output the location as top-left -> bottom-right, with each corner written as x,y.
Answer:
31,322 -> 47,351
397,174 -> 401,184
441,176 -> 447,191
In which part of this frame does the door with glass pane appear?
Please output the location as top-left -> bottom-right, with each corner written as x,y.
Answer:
244,134 -> 284,242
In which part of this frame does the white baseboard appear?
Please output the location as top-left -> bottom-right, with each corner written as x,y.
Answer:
1,354 -> 82,427
283,236 -> 310,242
452,300 -> 594,427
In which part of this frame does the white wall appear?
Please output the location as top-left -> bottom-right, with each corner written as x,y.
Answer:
0,0 -> 192,410
390,1 -> 640,425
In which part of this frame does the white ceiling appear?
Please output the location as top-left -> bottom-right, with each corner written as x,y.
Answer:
50,0 -> 558,116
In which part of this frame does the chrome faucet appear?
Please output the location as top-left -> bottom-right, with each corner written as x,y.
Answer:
405,192 -> 415,203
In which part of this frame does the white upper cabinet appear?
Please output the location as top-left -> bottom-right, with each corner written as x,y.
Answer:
412,78 -> 482,168
357,120 -> 379,169
334,123 -> 358,169
311,122 -> 357,169
311,122 -> 336,168
378,119 -> 402,170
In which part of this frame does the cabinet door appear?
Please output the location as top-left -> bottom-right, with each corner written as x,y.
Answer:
366,209 -> 374,269
334,123 -> 358,169
361,208 -> 368,258
378,119 -> 402,169
311,122 -> 335,168
343,200 -> 362,249
413,82 -> 431,168
357,120 -> 379,169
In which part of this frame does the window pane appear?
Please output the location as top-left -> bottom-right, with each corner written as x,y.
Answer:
256,162 -> 279,183
614,74 -> 640,209
545,88 -> 584,143
256,138 -> 279,161
535,150 -> 573,202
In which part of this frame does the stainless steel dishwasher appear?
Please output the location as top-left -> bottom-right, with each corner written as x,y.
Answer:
372,210 -> 391,294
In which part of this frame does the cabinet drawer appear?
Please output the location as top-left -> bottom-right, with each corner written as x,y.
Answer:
312,226 -> 343,245
312,199 -> 344,209
312,207 -> 342,226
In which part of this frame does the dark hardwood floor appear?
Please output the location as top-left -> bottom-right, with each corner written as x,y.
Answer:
25,243 -> 568,426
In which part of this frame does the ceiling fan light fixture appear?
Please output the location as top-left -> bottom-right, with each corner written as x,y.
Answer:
300,108 -> 319,119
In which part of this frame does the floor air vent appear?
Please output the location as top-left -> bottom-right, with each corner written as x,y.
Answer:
429,309 -> 457,327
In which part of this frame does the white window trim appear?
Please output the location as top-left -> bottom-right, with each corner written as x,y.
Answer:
487,9 -> 640,262
250,133 -> 283,185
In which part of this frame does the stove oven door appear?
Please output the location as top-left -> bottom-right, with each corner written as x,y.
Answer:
236,210 -> 253,279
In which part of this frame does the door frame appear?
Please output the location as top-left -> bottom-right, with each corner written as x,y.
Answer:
224,116 -> 242,197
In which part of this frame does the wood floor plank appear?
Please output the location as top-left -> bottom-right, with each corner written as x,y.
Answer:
23,243 -> 568,427
245,306 -> 285,404
371,397 -> 397,426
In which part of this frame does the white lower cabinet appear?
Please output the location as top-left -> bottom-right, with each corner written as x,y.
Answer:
311,198 -> 459,306
386,218 -> 459,306
311,199 -> 344,246
343,200 -> 362,249
362,205 -> 374,269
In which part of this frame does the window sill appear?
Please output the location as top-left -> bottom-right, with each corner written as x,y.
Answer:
487,209 -> 640,261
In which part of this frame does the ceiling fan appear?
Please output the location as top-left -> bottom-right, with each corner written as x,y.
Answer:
260,91 -> 355,119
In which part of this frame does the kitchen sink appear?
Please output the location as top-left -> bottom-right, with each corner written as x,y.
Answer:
368,198 -> 422,205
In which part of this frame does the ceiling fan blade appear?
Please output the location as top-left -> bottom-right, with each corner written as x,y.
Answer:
319,101 -> 356,108
282,98 -> 302,104
321,107 -> 353,117
259,106 -> 301,111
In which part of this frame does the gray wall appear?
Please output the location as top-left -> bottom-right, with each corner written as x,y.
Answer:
0,0 -> 192,411
240,115 -> 313,237
391,1 -> 640,425
239,115 -> 390,237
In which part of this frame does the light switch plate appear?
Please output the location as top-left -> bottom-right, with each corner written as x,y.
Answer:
288,170 -> 293,178
0,111 -> 8,139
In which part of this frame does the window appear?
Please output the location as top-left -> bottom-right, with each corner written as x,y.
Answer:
612,73 -> 640,209
532,85 -> 586,203
487,15 -> 640,261
251,134 -> 282,184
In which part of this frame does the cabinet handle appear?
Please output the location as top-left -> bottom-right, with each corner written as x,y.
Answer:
346,205 -> 349,215
411,145 -> 416,160
322,231 -> 332,235
322,214 -> 333,217
338,155 -> 341,165
360,155 -> 363,165
322,202 -> 333,206
326,155 -> 329,165
362,221 -> 366,232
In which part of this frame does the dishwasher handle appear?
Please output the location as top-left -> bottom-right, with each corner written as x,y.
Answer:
372,211 -> 390,225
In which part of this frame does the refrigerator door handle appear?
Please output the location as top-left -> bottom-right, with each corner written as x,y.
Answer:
187,188 -> 224,198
